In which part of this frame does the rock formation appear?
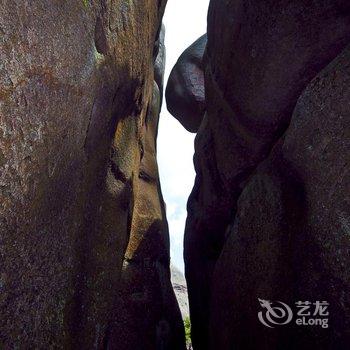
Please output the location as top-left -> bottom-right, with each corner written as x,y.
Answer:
2,0 -> 350,348
106,26 -> 185,350
166,35 -> 206,133
166,1 -> 350,349
210,44 -> 350,350
171,265 -> 189,320
0,1 -> 184,348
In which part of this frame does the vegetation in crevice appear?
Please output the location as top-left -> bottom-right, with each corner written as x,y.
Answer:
184,317 -> 192,349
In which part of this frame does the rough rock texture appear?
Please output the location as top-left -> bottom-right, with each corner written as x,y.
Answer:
107,29 -> 185,350
165,1 -> 350,349
171,265 -> 189,320
166,35 -> 206,133
210,44 -> 350,350
0,1 -> 184,348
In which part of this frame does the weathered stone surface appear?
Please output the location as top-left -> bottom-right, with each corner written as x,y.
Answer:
107,31 -> 185,349
210,44 -> 350,350
171,265 -> 189,320
0,1 -> 184,348
166,35 -> 206,133
177,1 -> 350,349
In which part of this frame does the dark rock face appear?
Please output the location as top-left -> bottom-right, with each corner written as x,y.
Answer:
210,45 -> 350,349
0,1 -> 184,348
164,1 -> 350,349
166,35 -> 207,133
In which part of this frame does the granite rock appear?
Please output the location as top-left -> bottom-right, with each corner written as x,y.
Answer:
166,35 -> 206,133
211,43 -> 350,350
0,1 -> 184,348
165,1 -> 350,349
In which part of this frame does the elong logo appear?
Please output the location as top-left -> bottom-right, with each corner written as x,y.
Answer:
258,299 -> 329,329
258,299 -> 293,328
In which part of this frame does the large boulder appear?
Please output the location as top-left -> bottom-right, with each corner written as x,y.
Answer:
182,1 -> 350,349
0,1 -> 184,348
210,44 -> 350,349
166,34 -> 207,133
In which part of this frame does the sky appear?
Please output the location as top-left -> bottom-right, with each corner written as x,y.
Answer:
157,0 -> 210,272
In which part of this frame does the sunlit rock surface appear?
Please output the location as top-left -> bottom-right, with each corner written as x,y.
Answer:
0,1 -> 184,348
171,265 -> 189,320
107,28 -> 185,350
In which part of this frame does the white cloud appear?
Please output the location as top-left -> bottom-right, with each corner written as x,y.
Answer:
158,0 -> 210,272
